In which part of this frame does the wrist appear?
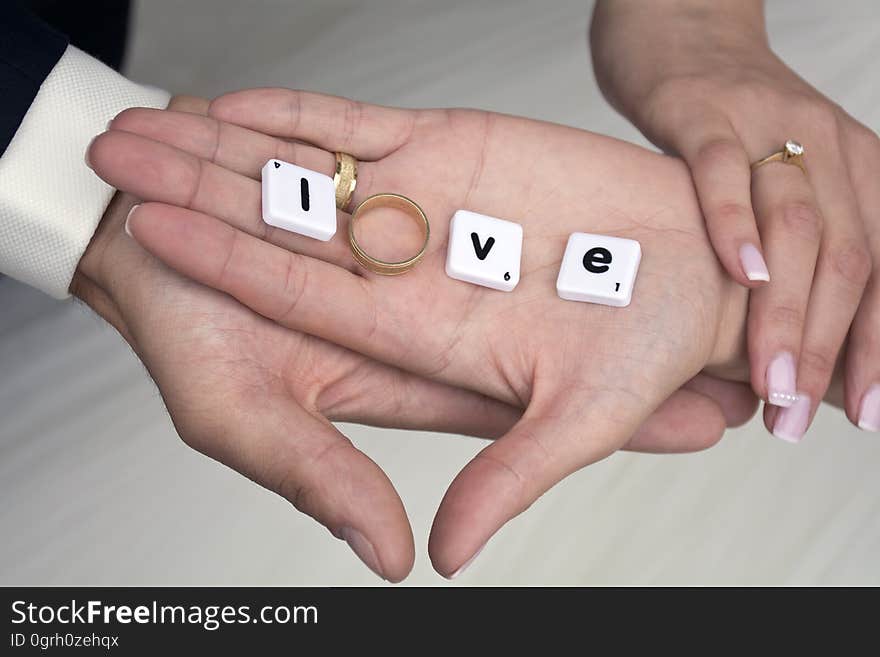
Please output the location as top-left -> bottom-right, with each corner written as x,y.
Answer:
72,191 -> 143,345
590,0 -> 768,119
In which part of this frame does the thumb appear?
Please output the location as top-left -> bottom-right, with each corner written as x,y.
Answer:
428,391 -> 648,578
165,393 -> 414,582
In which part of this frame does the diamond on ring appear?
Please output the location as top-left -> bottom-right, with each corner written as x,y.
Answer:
785,140 -> 804,156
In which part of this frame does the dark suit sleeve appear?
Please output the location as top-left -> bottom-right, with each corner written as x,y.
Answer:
0,4 -> 69,156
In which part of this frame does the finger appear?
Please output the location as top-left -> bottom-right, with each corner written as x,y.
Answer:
429,390 -> 648,578
787,161 -> 870,440
763,402 -> 779,434
748,165 -> 823,414
843,129 -> 880,431
429,377 -> 756,577
847,281 -> 880,431
320,358 -> 521,440
125,200 -> 753,456
124,201 -> 394,352
209,88 -> 417,161
166,94 -> 210,115
172,391 -> 413,582
110,107 -> 334,183
88,130 -> 356,269
622,388 -> 726,453
675,118 -> 769,287
682,374 -> 759,428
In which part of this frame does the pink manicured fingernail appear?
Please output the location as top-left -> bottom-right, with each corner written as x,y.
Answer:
858,383 -> 880,432
767,351 -> 798,407
340,527 -> 386,581
449,543 -> 486,580
739,243 -> 770,282
124,204 -> 140,238
772,393 -> 811,443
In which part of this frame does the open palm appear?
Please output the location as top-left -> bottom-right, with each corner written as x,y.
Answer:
88,91 -> 756,578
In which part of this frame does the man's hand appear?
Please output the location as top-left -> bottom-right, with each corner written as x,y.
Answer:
84,91 -> 765,577
73,96 -> 757,580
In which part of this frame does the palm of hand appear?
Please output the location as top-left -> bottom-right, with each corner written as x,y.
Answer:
369,109 -> 733,405
318,109 -> 747,568
86,91 -> 751,578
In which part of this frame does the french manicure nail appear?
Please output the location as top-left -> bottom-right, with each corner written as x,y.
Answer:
767,351 -> 798,407
124,204 -> 140,238
772,393 -> 811,443
449,543 -> 486,580
339,527 -> 386,581
858,383 -> 880,432
739,243 -> 770,282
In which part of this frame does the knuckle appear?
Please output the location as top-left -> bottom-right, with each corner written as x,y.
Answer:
284,90 -> 303,135
278,441 -> 352,517
778,202 -> 823,241
854,123 -> 880,150
803,102 -> 841,140
277,468 -> 311,515
710,201 -> 753,225
341,99 -> 364,149
183,156 -> 205,209
215,228 -> 241,288
827,240 -> 872,288
765,303 -> 805,332
695,138 -> 742,168
868,130 -> 880,156
278,256 -> 308,323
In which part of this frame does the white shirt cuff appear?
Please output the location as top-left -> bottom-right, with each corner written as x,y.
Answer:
0,45 -> 171,299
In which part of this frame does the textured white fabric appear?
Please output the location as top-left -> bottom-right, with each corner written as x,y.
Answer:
0,46 -> 170,299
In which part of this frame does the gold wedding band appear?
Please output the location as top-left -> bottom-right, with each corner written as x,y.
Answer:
751,139 -> 806,174
334,152 -> 358,211
348,193 -> 430,275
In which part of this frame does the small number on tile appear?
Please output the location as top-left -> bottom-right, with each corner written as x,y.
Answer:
445,210 -> 523,292
556,232 -> 641,307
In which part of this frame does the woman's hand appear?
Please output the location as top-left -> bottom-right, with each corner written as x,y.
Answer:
591,0 -> 880,439
87,90 -> 762,576
77,96 -> 756,582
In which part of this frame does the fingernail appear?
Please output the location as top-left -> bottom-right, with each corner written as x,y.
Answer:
739,243 -> 770,282
84,135 -> 96,169
124,204 -> 140,238
772,393 -> 811,443
858,383 -> 880,432
339,527 -> 386,581
767,351 -> 798,407
449,543 -> 486,580
106,118 -> 114,130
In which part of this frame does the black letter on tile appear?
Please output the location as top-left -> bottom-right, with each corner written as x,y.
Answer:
300,177 -> 310,211
471,233 -> 495,260
583,247 -> 612,273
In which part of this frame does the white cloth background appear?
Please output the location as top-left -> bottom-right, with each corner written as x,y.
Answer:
1,0 -> 878,585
